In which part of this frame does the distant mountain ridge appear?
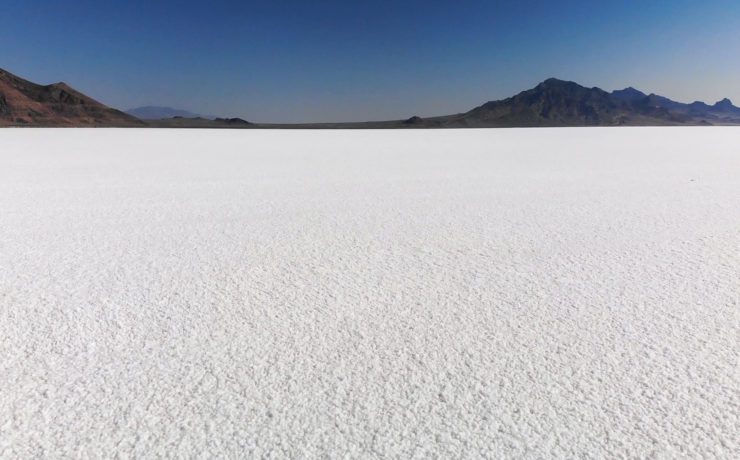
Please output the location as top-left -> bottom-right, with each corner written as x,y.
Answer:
429,78 -> 740,128
125,106 -> 216,120
1,66 -> 739,128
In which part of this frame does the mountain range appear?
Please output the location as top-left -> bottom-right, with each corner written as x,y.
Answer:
2,67 -> 739,128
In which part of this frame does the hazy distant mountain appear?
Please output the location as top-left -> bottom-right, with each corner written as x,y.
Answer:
126,106 -> 216,120
0,67 -> 143,127
627,92 -> 740,122
710,98 -> 740,115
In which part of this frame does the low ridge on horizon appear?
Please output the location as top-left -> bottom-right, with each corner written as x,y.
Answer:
125,106 -> 217,120
2,67 -> 740,128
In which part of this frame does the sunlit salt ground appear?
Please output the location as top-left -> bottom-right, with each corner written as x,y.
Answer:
0,128 -> 738,458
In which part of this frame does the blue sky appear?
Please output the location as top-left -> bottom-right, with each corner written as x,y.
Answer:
2,0 -> 739,122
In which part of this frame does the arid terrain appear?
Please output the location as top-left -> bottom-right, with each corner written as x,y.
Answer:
1,128 -> 737,457
0,68 -> 142,127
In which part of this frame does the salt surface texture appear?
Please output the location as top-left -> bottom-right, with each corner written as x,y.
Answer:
1,128 -> 738,457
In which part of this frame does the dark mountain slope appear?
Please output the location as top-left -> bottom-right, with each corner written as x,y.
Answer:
451,79 -> 627,127
711,98 -> 740,115
611,87 -> 648,102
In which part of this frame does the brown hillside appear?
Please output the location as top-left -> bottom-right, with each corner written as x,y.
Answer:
0,68 -> 143,127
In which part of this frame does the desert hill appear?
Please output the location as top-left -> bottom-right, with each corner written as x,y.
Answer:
0,67 -> 143,127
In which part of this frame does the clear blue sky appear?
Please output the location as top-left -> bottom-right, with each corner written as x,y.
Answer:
2,0 -> 739,122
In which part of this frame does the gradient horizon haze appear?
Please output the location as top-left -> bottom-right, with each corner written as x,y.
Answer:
2,0 -> 739,123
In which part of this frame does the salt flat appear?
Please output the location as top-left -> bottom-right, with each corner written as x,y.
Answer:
0,128 -> 738,458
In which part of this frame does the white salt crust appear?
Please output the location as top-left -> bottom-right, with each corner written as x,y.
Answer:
0,128 -> 738,458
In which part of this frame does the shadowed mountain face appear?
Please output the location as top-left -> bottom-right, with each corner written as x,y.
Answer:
710,98 -> 740,115
458,79 -> 625,127
610,87 -> 648,102
0,68 -> 143,127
